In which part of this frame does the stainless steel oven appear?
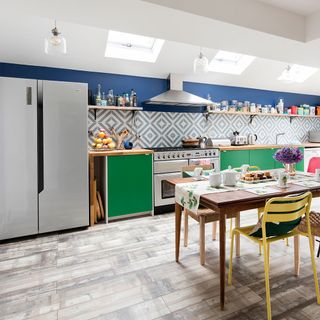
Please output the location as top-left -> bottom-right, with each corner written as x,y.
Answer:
152,148 -> 219,213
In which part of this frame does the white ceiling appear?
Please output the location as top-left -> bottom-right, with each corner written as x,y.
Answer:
257,0 -> 320,16
1,0 -> 320,95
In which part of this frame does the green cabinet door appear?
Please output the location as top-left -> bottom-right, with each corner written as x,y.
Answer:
107,154 -> 153,218
220,150 -> 250,170
249,149 -> 277,170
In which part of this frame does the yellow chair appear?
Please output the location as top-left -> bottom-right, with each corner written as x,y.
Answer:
228,191 -> 320,320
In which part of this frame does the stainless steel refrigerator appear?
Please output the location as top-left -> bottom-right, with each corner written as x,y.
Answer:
0,77 -> 89,240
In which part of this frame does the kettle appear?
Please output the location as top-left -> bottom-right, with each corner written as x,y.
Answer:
198,136 -> 207,149
248,133 -> 258,145
222,166 -> 240,186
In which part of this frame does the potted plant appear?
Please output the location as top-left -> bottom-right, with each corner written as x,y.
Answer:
273,147 -> 303,176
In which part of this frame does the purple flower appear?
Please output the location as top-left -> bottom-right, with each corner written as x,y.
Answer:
273,147 -> 303,164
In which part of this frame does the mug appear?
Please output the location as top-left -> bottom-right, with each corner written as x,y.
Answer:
209,172 -> 221,187
315,168 -> 320,182
278,171 -> 289,188
124,140 -> 133,150
194,167 -> 203,180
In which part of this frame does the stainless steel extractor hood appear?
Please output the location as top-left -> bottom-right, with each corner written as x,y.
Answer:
144,74 -> 213,107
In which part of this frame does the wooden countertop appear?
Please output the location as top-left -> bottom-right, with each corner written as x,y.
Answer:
216,143 -> 320,151
88,148 -> 153,157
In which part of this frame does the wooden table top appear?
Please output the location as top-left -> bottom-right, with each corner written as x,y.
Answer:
167,178 -> 320,207
88,148 -> 153,157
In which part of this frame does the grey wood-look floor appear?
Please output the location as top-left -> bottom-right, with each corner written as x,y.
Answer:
1,205 -> 320,320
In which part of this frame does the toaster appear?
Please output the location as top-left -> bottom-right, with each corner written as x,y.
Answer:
232,135 -> 248,145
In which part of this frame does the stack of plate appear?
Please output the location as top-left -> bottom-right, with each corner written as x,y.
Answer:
309,131 -> 320,143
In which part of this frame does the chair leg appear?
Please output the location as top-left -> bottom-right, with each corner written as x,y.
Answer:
228,230 -> 236,285
184,211 -> 188,247
285,238 -> 289,247
263,241 -> 272,320
308,235 -> 320,304
212,221 -> 217,240
294,235 -> 300,276
317,239 -> 320,258
258,208 -> 263,255
229,218 -> 233,239
199,216 -> 205,266
235,213 -> 240,257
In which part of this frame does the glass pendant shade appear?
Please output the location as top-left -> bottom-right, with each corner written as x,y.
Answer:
44,24 -> 67,55
193,52 -> 209,73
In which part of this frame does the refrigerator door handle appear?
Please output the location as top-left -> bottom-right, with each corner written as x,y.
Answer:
26,87 -> 32,105
37,81 -> 44,193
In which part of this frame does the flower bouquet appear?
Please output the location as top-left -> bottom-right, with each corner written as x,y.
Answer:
273,147 -> 303,175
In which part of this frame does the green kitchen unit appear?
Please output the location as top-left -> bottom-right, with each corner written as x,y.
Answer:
105,153 -> 153,221
220,147 -> 304,171
220,150 -> 250,170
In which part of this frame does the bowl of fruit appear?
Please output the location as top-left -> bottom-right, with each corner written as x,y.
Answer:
91,129 -> 116,150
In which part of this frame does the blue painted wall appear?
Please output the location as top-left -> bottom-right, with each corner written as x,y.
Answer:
1,62 -> 320,112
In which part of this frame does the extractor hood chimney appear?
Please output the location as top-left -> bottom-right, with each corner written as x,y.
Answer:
144,74 -> 212,107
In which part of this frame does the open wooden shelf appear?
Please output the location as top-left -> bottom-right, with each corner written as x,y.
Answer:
88,105 -> 143,111
203,110 -> 320,123
203,110 -> 320,119
88,105 -> 143,120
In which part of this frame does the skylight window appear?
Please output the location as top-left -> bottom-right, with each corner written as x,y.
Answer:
105,30 -> 164,63
208,50 -> 255,75
278,64 -> 318,83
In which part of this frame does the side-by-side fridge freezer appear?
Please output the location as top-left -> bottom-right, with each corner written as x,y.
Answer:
0,77 -> 89,240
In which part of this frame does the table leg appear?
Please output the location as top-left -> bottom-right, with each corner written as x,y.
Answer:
219,210 -> 226,310
89,156 -> 95,226
294,235 -> 300,276
175,202 -> 182,262
235,212 -> 240,257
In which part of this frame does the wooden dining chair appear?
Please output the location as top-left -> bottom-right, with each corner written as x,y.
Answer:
181,164 -> 240,265
228,192 -> 320,320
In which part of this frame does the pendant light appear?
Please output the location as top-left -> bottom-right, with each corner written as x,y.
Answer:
44,20 -> 67,55
193,48 -> 209,74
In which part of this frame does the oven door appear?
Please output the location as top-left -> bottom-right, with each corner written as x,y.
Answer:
189,158 -> 220,172
154,172 -> 182,207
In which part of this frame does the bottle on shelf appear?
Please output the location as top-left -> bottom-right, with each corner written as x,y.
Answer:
101,92 -> 107,106
124,93 -> 130,107
130,89 -> 135,107
277,98 -> 284,114
107,89 -> 114,106
95,84 -> 102,106
133,90 -> 137,107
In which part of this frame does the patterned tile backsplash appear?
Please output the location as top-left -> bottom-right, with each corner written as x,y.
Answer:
88,109 -> 320,148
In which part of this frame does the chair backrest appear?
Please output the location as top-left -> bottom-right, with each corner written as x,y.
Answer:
233,165 -> 260,172
307,157 -> 320,173
263,192 -> 312,224
181,164 -> 213,172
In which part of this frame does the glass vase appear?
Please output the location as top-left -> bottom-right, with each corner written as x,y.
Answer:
284,163 -> 296,176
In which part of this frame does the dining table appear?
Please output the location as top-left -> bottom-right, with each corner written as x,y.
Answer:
167,175 -> 320,310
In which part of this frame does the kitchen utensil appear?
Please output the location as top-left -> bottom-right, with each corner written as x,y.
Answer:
248,133 -> 258,145
222,166 -> 240,186
182,138 -> 200,148
209,172 -> 221,187
198,136 -> 207,149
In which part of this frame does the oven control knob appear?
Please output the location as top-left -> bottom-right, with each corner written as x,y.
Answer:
172,154 -> 175,158
176,154 -> 179,158
162,155 -> 165,159
168,155 -> 171,158
182,154 -> 185,157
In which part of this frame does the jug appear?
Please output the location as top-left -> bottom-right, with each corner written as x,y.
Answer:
222,166 -> 240,186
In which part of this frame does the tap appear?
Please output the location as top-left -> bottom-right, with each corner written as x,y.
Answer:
276,132 -> 285,144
